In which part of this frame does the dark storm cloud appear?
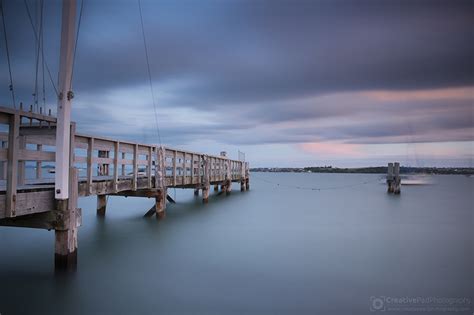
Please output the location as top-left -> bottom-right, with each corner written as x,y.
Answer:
0,0 -> 472,149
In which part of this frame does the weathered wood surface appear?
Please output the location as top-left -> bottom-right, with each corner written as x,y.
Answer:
0,106 -> 250,220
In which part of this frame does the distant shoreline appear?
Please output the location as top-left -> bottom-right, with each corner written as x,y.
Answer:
250,167 -> 474,175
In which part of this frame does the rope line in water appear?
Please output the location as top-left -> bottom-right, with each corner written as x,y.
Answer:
251,173 -> 381,191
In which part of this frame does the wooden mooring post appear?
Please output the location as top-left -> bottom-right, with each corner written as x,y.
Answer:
97,195 -> 107,216
386,162 -> 401,194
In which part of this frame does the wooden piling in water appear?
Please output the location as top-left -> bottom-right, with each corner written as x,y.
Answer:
156,188 -> 166,219
55,167 -> 80,272
202,185 -> 209,203
386,162 -> 401,194
97,195 -> 107,216
225,180 -> 232,195
241,180 -> 246,191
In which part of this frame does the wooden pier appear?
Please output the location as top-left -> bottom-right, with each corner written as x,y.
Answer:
0,106 -> 249,271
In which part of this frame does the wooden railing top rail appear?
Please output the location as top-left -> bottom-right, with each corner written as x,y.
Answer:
75,133 -> 242,163
0,106 -> 57,124
0,107 -> 245,164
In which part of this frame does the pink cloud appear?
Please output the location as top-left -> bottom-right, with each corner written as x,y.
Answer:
298,142 -> 362,157
361,86 -> 474,102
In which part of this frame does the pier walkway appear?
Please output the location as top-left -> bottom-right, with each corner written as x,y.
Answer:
0,106 -> 249,270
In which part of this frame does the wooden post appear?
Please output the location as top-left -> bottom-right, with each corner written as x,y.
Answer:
86,137 -> 94,195
97,195 -> 107,216
121,152 -> 126,176
393,162 -> 401,194
210,157 -> 213,182
18,136 -> 26,186
55,167 -> 79,272
156,188 -> 166,219
98,150 -> 109,176
245,162 -> 250,190
214,184 -> 219,192
194,188 -> 199,196
36,144 -> 42,179
190,154 -> 194,184
226,180 -> 232,195
55,0 -> 76,200
173,150 -> 177,186
155,146 -> 165,190
240,161 -> 246,191
386,162 -> 401,194
202,156 -> 210,203
147,146 -> 152,188
133,144 -> 138,191
225,159 -> 232,195
6,113 -> 19,217
182,153 -> 186,185
387,162 -> 394,193
1,141 -> 6,180
202,185 -> 209,203
113,142 -> 119,192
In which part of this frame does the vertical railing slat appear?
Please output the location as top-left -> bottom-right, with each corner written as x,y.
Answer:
147,146 -> 152,188
121,152 -> 126,176
6,113 -> 20,217
86,137 -> 94,195
18,136 -> 26,186
133,144 -> 138,191
1,141 -> 6,180
113,141 -> 119,192
190,154 -> 194,184
36,144 -> 43,179
182,152 -> 186,185
173,150 -> 177,186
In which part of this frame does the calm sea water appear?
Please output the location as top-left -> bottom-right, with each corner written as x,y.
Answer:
0,173 -> 472,314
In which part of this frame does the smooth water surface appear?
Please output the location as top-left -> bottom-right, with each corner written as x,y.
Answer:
0,173 -> 472,314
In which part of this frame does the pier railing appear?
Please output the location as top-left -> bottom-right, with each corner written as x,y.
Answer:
0,106 -> 249,219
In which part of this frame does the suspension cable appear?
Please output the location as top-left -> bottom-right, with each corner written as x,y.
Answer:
24,0 -> 58,98
70,0 -> 85,91
41,1 -> 46,109
137,0 -> 162,146
0,0 -> 16,108
33,0 -> 44,111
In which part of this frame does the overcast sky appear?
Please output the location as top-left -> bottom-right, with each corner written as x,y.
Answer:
1,0 -> 473,167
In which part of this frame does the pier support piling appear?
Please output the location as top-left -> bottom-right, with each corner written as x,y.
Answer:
387,162 -> 401,194
202,185 -> 210,203
55,168 -> 80,272
214,184 -> 219,192
194,188 -> 199,196
156,188 -> 167,219
225,180 -> 232,195
97,195 -> 107,216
